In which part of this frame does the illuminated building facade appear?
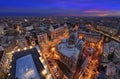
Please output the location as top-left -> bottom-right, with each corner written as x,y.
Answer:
37,33 -> 48,43
49,25 -> 68,40
56,29 -> 85,73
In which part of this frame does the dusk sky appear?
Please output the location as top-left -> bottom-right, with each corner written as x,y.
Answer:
0,0 -> 120,16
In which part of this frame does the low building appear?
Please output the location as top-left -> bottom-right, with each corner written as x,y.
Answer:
96,26 -> 118,36
16,37 -> 28,48
49,25 -> 68,40
79,33 -> 101,43
105,62 -> 118,79
25,25 -> 34,31
37,33 -> 48,43
0,46 -> 9,75
0,23 -> 8,35
102,41 -> 120,63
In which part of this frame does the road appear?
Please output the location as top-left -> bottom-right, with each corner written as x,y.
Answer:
88,28 -> 120,42
41,31 -> 69,79
41,28 -> 104,79
77,38 -> 104,79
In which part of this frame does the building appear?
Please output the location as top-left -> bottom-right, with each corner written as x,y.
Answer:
25,25 -> 34,31
56,29 -> 85,73
15,54 -> 40,79
8,48 -> 45,79
3,37 -> 17,53
0,23 -> 8,35
106,62 -> 117,79
0,46 -> 9,76
101,41 -> 120,63
96,25 -> 118,36
0,26 -> 5,35
49,24 -> 68,40
16,37 -> 28,48
78,28 -> 101,43
37,33 -> 48,43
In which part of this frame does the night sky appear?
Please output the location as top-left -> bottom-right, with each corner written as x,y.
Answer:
0,0 -> 120,16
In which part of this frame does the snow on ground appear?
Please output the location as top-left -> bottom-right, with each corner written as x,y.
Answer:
15,54 -> 40,79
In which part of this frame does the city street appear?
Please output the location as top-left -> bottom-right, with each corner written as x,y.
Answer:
88,27 -> 120,42
78,38 -> 104,79
41,31 -> 69,79
40,28 -> 104,79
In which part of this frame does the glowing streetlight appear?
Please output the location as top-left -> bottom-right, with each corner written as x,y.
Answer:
10,66 -> 12,68
54,66 -> 57,69
39,57 -> 42,60
51,47 -> 55,52
46,74 -> 52,79
24,47 -> 27,50
44,65 -> 47,69
17,49 -> 20,52
38,50 -> 41,53
8,73 -> 11,76
40,53 -> 42,56
11,51 -> 14,54
41,59 -> 44,63
29,46 -> 33,49
42,69 -> 47,76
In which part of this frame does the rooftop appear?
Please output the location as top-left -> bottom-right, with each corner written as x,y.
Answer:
8,48 -> 45,79
58,43 -> 80,63
15,54 -> 40,79
0,46 -> 4,61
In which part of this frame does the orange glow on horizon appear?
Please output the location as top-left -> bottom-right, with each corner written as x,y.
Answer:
98,13 -> 108,16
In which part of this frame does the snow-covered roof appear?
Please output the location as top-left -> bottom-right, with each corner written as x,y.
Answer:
58,43 -> 80,63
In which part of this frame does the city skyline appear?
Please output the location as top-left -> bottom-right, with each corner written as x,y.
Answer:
0,0 -> 120,16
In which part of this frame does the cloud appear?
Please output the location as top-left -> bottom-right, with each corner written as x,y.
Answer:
0,0 -> 120,16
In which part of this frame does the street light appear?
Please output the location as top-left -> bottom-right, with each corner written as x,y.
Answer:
42,69 -> 47,76
29,46 -> 33,49
17,49 -> 20,52
8,73 -> 11,76
38,50 -> 41,53
24,47 -> 27,50
44,65 -> 47,69
46,74 -> 52,79
51,47 -> 55,52
11,51 -> 14,54
41,59 -> 44,63
39,57 -> 42,60
54,66 -> 57,69
40,53 -> 42,56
